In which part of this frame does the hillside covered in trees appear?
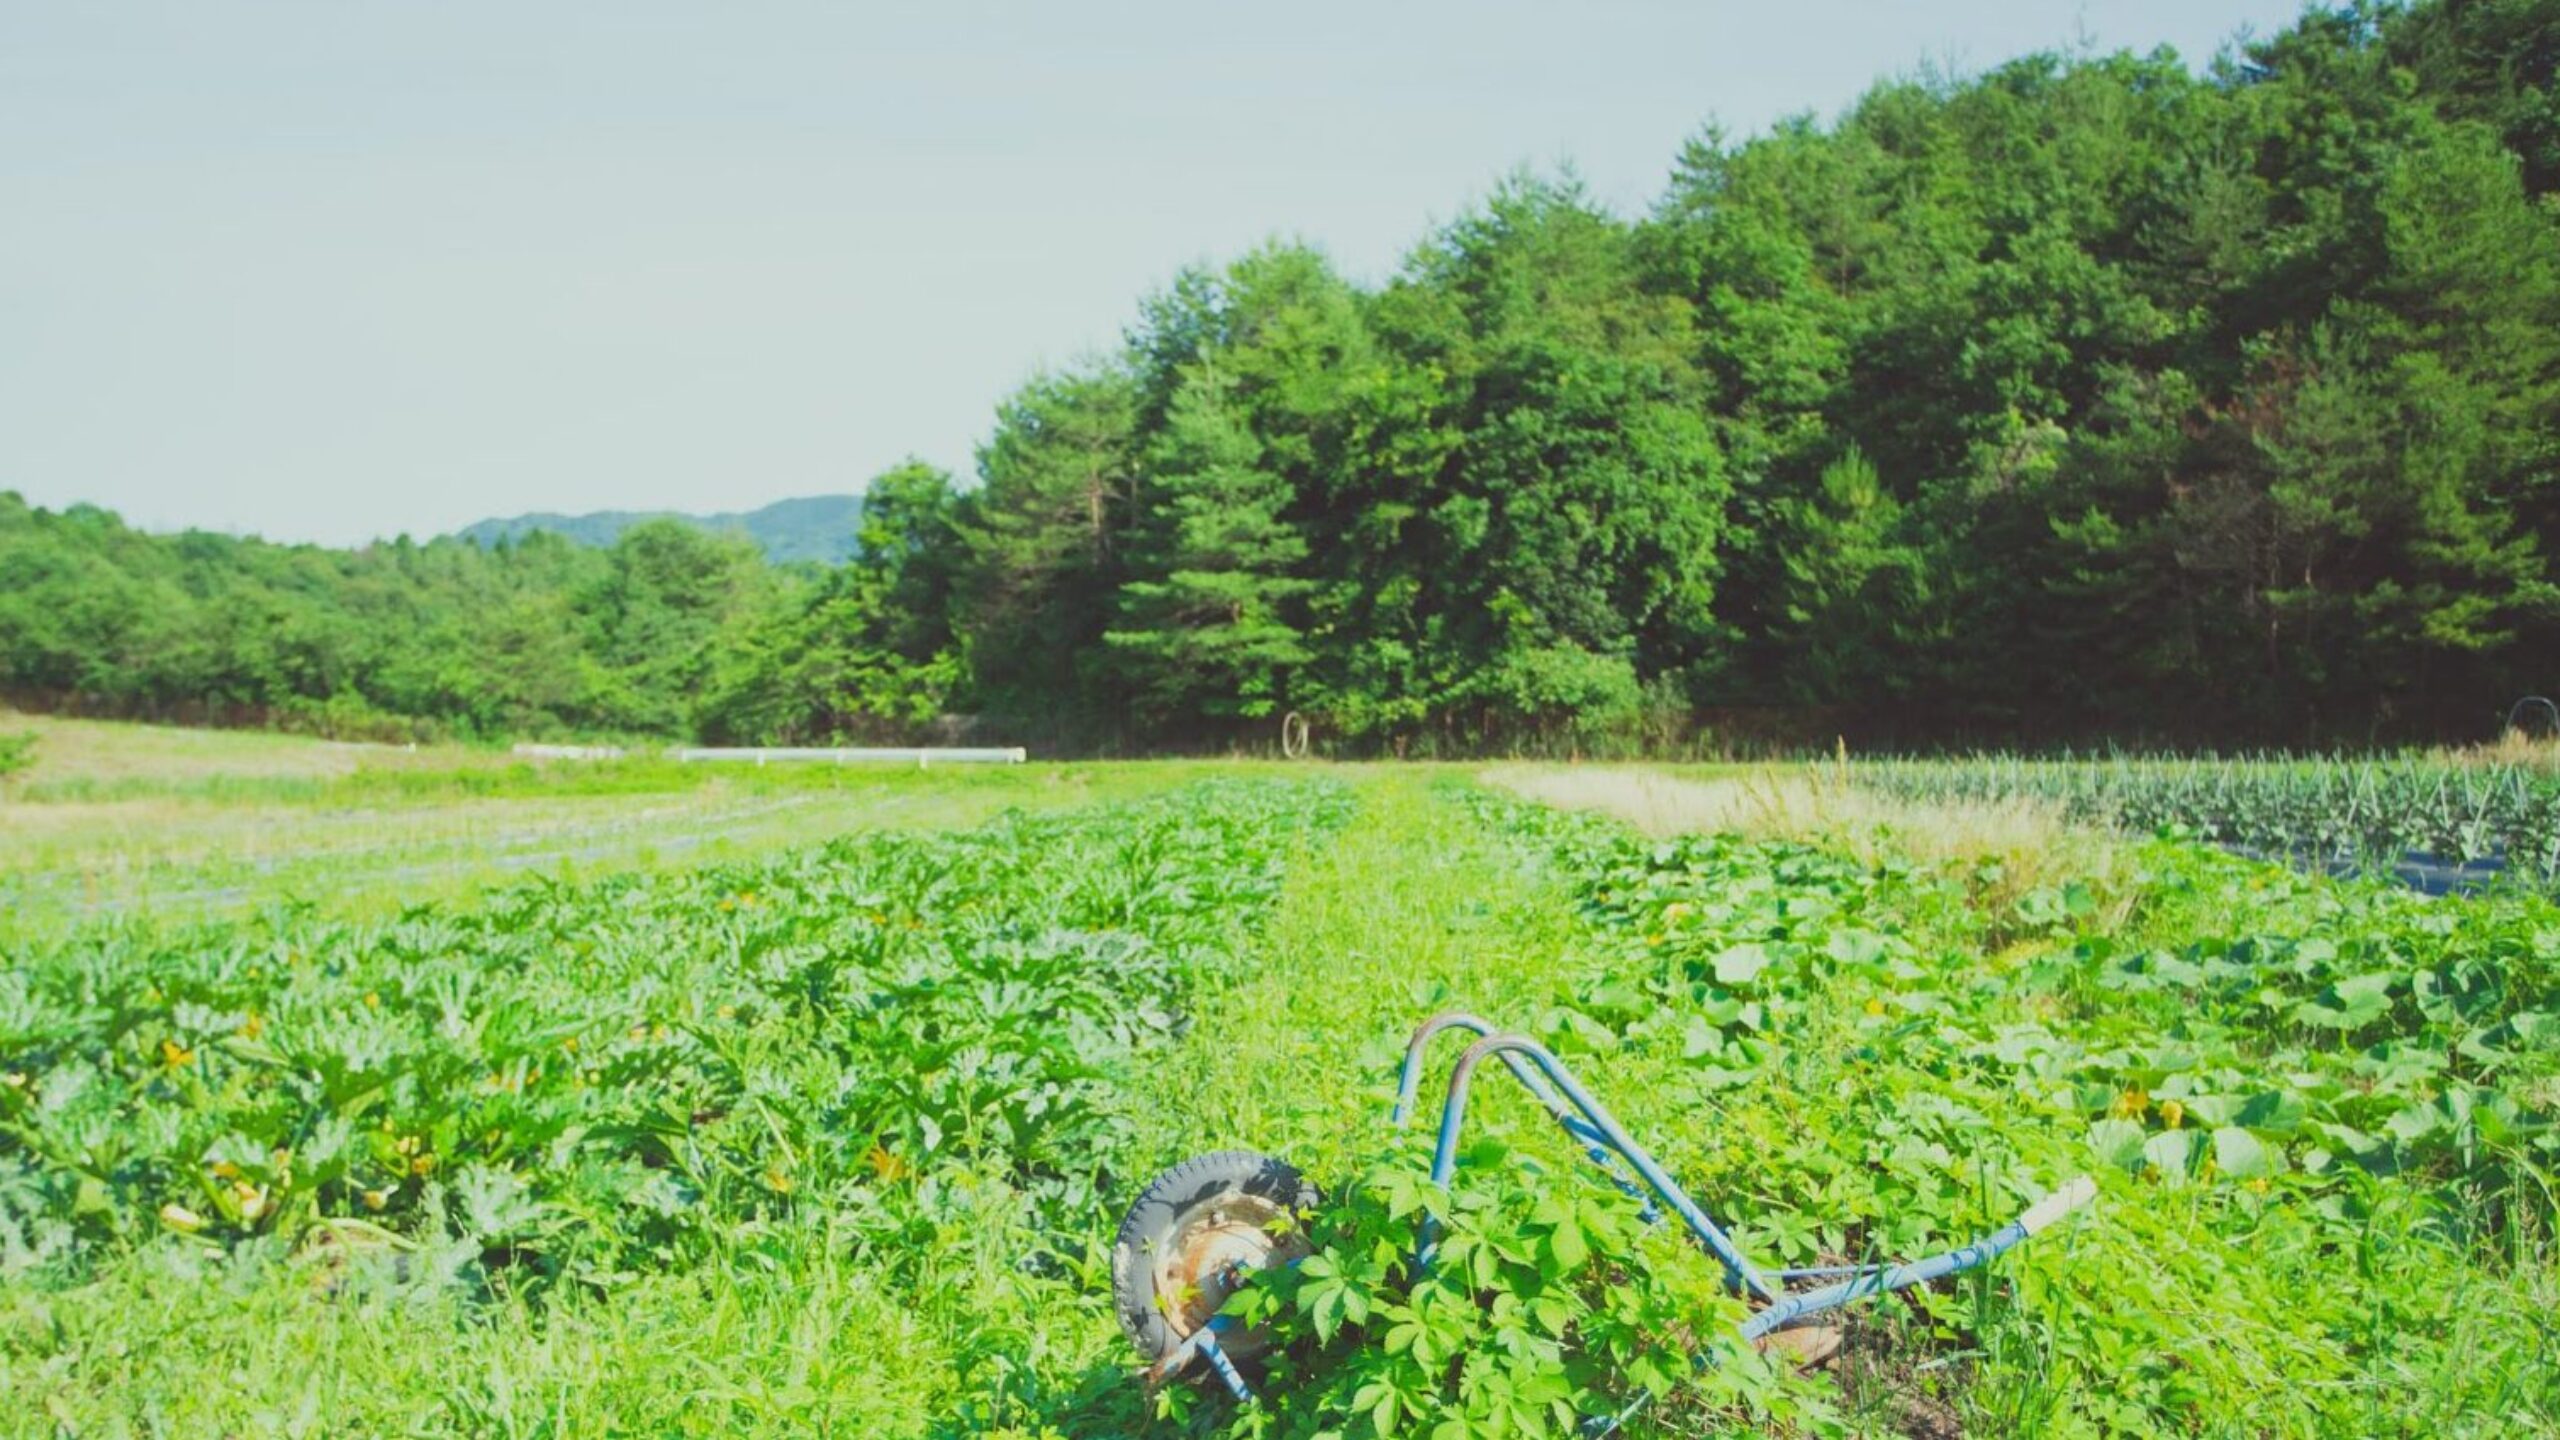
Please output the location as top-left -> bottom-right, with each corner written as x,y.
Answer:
6,1 -> 2558,752
454,494 -> 868,567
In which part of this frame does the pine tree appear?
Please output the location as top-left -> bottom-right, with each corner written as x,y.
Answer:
955,367 -> 1140,728
1105,365 -> 1312,731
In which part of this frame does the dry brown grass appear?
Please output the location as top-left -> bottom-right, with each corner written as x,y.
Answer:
1489,762 -> 2122,904
0,709 -> 490,787
2429,728 -> 2560,774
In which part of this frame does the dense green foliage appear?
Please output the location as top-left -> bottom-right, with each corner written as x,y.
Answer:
1862,752 -> 2560,883
1200,1153 -> 1800,1437
0,780 -> 1346,1283
0,487 -> 947,744
10,1 -> 2560,751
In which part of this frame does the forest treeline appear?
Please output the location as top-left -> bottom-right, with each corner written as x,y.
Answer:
6,1 -> 2559,752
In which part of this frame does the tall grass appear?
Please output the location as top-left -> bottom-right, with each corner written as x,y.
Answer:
1487,762 -> 2119,906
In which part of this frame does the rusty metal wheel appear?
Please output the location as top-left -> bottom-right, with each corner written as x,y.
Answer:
1112,1150 -> 1316,1367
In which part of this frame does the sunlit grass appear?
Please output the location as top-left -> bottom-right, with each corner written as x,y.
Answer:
0,708 -> 493,788
0,714 -> 1234,927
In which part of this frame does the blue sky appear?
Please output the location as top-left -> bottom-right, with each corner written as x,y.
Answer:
2,1 -> 2310,545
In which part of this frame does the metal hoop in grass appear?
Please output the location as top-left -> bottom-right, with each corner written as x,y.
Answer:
1279,710 -> 1311,759
2507,696 -> 2560,739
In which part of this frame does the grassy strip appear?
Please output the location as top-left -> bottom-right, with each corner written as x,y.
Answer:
1144,771 -> 1591,1167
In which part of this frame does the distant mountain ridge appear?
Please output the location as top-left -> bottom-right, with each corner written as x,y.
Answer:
455,494 -> 864,565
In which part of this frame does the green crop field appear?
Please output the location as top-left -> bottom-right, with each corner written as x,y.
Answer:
1,734 -> 2555,1437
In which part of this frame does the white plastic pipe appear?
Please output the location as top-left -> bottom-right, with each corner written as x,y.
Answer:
672,747 -> 1026,765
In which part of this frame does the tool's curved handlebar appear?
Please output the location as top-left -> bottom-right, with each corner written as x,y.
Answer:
1399,1020 -> 2099,1334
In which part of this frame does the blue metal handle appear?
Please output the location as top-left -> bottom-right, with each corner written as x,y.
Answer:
1394,1012 -> 1663,1223
1739,1177 -> 2097,1339
1404,1022 -> 2098,1337
1419,1030 -> 1779,1302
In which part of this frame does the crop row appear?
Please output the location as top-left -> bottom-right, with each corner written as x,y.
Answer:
1855,754 -> 2560,887
1554,829 -> 2560,1199
0,779 -> 1351,1289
